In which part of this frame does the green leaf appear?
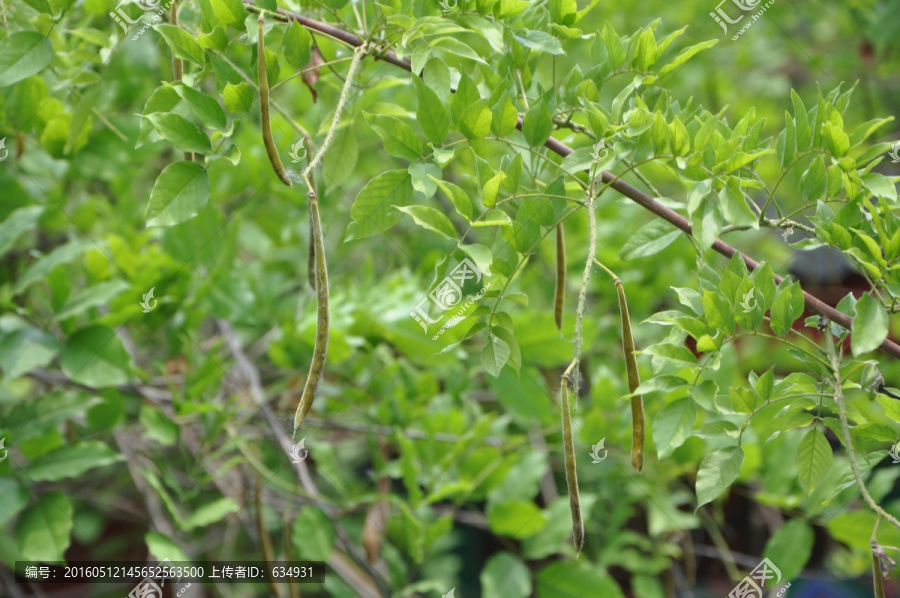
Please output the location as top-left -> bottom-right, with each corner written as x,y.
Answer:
669,116 -> 690,157
146,161 -> 211,228
283,21 -> 312,70
181,497 -> 240,530
523,101 -> 552,147
548,0 -> 577,26
413,76 -> 449,144
0,205 -> 43,260
696,447 -> 743,507
223,82 -> 254,113
173,85 -> 227,130
861,172 -> 898,203
482,332 -> 511,377
513,30 -> 565,55
322,125 -> 358,182
13,238 -> 94,295
602,22 -> 626,69
0,326 -> 59,379
432,178 -> 473,221
292,507 -> 335,560
764,520 -> 814,582
364,112 -> 423,161
145,532 -> 191,562
800,155 -> 827,202
0,479 -> 30,527
769,281 -> 804,337
346,170 -> 414,240
537,561 -> 625,598
146,112 -> 212,154
795,428 -> 832,495
198,26 -> 229,51
395,205 -> 456,239
15,492 -> 73,562
652,397 -> 696,458
487,500 -> 546,538
633,28 -> 658,71
59,325 -> 133,387
459,99 -> 493,139
155,24 -> 206,66
619,219 -> 680,260
26,440 -> 122,481
481,552 -> 531,598
852,293 -> 889,356
482,172 -> 507,208
210,0 -> 247,26
0,32 -> 53,87
56,280 -> 130,320
659,40 -> 717,78
492,94 -> 519,136
140,405 -> 179,446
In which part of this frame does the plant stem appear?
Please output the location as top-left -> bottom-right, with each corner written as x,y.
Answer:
825,332 -> 900,531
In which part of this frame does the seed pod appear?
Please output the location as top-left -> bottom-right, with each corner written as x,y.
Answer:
873,546 -> 886,598
554,223 -> 566,330
615,278 -> 644,472
294,185 -> 330,432
257,15 -> 292,187
560,368 -> 584,551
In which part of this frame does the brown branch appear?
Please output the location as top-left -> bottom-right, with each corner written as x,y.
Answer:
241,0 -> 900,362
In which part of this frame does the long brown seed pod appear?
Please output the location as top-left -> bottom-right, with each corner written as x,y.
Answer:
561,361 -> 584,552
615,278 -> 644,472
258,15 -> 292,187
873,548 -> 886,598
593,258 -> 644,472
294,154 -> 329,433
554,223 -> 566,330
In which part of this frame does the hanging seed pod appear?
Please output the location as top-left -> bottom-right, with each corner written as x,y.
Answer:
257,15 -> 292,187
294,184 -> 330,432
614,277 -> 644,472
561,365 -> 584,551
554,223 -> 566,330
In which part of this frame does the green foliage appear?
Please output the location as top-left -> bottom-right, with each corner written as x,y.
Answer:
2,0 -> 900,595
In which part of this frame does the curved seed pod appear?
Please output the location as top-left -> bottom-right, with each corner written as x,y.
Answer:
257,15 -> 292,187
873,546 -> 886,598
293,185 -> 330,432
615,278 -> 644,472
554,223 -> 566,330
561,366 -> 584,551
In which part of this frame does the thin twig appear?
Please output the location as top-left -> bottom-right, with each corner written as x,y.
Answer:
825,331 -> 900,531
